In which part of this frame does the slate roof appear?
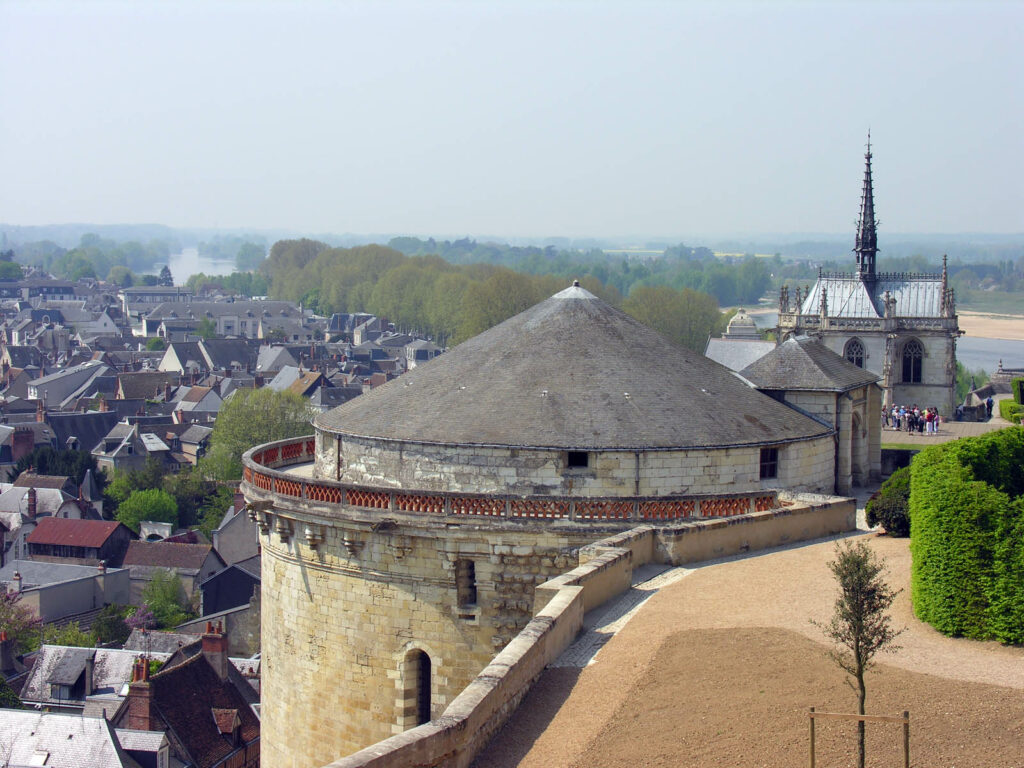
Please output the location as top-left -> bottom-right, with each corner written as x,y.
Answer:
117,371 -> 180,399
0,559 -> 123,589
13,472 -> 75,492
0,710 -> 142,768
316,285 -> 832,450
48,411 -> 120,453
740,336 -> 881,392
703,338 -> 777,372
801,273 -> 945,318
124,629 -> 201,654
123,541 -> 222,571
21,645 -> 172,705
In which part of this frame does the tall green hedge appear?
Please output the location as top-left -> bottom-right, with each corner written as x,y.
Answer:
1012,377 -> 1024,405
910,428 -> 1024,644
999,398 -> 1022,424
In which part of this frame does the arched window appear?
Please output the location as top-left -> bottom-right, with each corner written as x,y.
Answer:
408,650 -> 431,725
902,339 -> 924,383
844,338 -> 865,368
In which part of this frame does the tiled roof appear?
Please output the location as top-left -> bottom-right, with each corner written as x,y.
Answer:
27,518 -> 125,548
151,654 -> 260,768
316,285 -> 831,450
12,472 -> 74,491
123,541 -> 219,570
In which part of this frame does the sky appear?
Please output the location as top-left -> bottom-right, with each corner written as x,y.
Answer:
1,0 -> 1022,239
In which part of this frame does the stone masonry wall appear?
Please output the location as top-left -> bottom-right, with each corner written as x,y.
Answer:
316,434 -> 835,497
258,514 -> 593,768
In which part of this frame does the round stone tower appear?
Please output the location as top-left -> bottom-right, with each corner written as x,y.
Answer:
242,284 -> 835,767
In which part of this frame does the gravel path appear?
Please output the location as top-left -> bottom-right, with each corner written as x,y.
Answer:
473,527 -> 1024,767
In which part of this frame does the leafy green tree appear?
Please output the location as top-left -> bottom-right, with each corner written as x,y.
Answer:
203,388 -> 313,481
197,485 -> 235,540
195,317 -> 217,339
0,676 -> 22,708
623,285 -> 722,352
236,242 -> 266,271
142,570 -> 194,629
14,447 -> 106,494
42,621 -> 96,647
814,540 -> 902,768
116,488 -> 178,533
955,360 -> 990,402
92,604 -> 132,645
146,336 -> 166,351
0,261 -> 24,280
106,265 -> 135,287
865,466 -> 911,536
0,590 -> 42,653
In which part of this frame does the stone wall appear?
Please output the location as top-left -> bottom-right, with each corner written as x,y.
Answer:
320,493 -> 854,768
316,433 -> 836,498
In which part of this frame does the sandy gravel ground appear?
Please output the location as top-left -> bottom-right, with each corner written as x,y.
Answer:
473,533 -> 1024,768
958,311 -> 1024,341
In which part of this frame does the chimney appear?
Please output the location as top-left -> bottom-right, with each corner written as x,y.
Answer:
12,428 -> 34,462
127,658 -> 156,731
202,621 -> 229,681
164,383 -> 172,402
98,394 -> 109,412
0,631 -> 15,675
35,399 -> 45,423
11,572 -> 21,593
254,372 -> 264,388
26,488 -> 37,519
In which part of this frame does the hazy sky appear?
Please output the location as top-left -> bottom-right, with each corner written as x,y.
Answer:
2,0 -> 1021,238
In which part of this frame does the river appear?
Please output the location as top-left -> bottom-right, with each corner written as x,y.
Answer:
164,248 -> 236,286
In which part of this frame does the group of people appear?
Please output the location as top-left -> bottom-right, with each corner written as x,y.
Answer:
885,404 -> 941,434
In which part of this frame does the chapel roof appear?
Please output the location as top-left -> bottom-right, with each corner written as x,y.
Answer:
315,284 -> 831,450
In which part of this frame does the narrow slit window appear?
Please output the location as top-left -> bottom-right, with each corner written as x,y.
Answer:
455,559 -> 477,607
760,447 -> 779,479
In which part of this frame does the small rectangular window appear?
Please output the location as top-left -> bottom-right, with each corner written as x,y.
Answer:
566,451 -> 589,469
455,559 -> 476,608
760,447 -> 779,479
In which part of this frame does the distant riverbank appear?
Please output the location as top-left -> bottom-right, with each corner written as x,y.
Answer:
743,307 -> 1024,374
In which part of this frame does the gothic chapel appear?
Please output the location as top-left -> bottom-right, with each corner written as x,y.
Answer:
777,138 -> 960,415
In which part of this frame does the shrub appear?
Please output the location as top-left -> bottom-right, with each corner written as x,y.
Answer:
865,466 -> 910,536
910,428 -> 1024,643
1013,377 -> 1024,405
998,398 -> 1022,424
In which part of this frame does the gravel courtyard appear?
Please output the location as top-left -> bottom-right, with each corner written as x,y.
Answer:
473,532 -> 1024,768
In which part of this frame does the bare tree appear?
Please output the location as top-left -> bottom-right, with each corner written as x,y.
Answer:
815,539 -> 903,768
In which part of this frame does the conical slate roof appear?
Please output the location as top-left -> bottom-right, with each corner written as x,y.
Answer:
315,284 -> 831,450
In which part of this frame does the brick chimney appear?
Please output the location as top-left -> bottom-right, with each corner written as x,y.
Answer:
202,621 -> 229,681
0,631 -> 16,675
98,395 -> 109,412
12,428 -> 34,462
127,658 -> 156,731
35,399 -> 45,423
164,383 -> 172,402
26,488 -> 37,518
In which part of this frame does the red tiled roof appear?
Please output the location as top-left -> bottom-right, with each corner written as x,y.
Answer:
26,517 -> 124,548
212,708 -> 239,735
151,655 -> 259,768
123,541 -> 219,570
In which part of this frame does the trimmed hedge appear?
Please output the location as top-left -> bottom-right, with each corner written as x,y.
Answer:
910,428 -> 1024,644
998,398 -> 1022,424
866,465 -> 910,536
1013,377 -> 1024,405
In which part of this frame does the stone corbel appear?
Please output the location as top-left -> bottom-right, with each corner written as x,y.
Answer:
342,533 -> 363,557
274,515 -> 293,544
247,501 -> 274,535
304,524 -> 325,551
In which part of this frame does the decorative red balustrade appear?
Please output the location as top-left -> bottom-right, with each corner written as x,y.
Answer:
241,438 -> 782,524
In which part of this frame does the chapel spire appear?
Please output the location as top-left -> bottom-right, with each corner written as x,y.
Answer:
854,132 -> 878,280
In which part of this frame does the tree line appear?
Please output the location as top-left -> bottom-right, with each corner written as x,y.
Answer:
261,239 -> 733,350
